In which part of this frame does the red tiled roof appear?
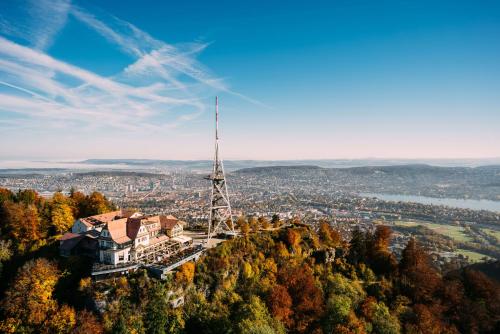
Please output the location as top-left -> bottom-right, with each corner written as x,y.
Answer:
126,218 -> 142,240
127,216 -> 161,239
160,215 -> 180,229
80,210 -> 122,227
106,218 -> 131,244
60,232 -> 81,241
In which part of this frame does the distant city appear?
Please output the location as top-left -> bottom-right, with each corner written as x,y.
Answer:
1,159 -> 499,269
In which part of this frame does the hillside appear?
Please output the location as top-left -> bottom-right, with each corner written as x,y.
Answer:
1,186 -> 499,334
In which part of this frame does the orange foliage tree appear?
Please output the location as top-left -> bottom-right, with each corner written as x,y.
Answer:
279,264 -> 324,332
267,284 -> 293,326
399,238 -> 441,303
0,258 -> 77,332
73,310 -> 104,334
286,229 -> 302,253
176,261 -> 196,285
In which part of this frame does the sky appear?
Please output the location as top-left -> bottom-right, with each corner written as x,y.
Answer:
0,0 -> 499,160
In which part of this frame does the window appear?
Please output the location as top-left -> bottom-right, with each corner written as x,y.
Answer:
103,252 -> 112,264
118,254 -> 124,261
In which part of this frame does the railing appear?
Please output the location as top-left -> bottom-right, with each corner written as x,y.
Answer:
161,245 -> 205,271
91,261 -> 139,276
91,245 -> 204,278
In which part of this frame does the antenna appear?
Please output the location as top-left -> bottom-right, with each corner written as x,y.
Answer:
207,96 -> 235,243
216,96 -> 219,140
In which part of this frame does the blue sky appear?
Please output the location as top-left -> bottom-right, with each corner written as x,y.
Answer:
0,0 -> 499,160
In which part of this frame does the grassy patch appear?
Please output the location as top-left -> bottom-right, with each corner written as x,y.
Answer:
393,221 -> 472,243
483,228 -> 500,241
456,249 -> 492,263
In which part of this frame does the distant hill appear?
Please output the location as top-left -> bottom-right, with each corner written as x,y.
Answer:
232,164 -> 500,202
73,171 -> 164,177
236,165 -> 323,173
79,158 -> 500,171
234,163 -> 500,176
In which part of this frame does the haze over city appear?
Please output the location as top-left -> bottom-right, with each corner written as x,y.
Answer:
1,0 -> 499,160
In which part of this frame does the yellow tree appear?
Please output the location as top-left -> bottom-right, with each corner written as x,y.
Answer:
50,192 -> 74,234
1,258 -> 60,331
44,304 -> 76,334
259,217 -> 270,230
236,215 -> 247,229
85,192 -> 114,215
241,222 -> 250,236
271,214 -> 281,228
319,221 -> 342,247
176,261 -> 195,285
249,217 -> 259,232
1,201 -> 42,251
69,190 -> 87,218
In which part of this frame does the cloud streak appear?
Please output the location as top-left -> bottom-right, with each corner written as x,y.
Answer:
0,1 -> 262,134
0,0 -> 71,50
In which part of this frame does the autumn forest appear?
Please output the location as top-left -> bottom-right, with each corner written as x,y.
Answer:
0,188 -> 499,333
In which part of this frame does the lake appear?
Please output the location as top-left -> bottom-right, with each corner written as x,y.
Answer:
360,193 -> 500,213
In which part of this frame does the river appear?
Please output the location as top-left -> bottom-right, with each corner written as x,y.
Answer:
360,193 -> 500,213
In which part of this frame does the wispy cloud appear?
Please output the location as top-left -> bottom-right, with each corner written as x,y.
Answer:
0,0 -> 71,50
0,1 -> 263,134
70,5 -> 268,107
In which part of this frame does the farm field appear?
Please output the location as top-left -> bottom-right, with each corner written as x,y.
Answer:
393,220 -> 473,243
483,228 -> 500,241
456,249 -> 492,263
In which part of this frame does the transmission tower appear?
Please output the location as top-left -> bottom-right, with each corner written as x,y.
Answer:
206,96 -> 235,241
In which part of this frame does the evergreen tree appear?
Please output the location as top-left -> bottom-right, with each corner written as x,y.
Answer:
144,284 -> 169,334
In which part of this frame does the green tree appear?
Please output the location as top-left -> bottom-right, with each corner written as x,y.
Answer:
371,302 -> 400,334
323,294 -> 352,332
112,315 -> 129,334
237,295 -> 285,334
0,188 -> 14,203
348,228 -> 367,265
16,189 -> 42,206
144,284 -> 169,334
